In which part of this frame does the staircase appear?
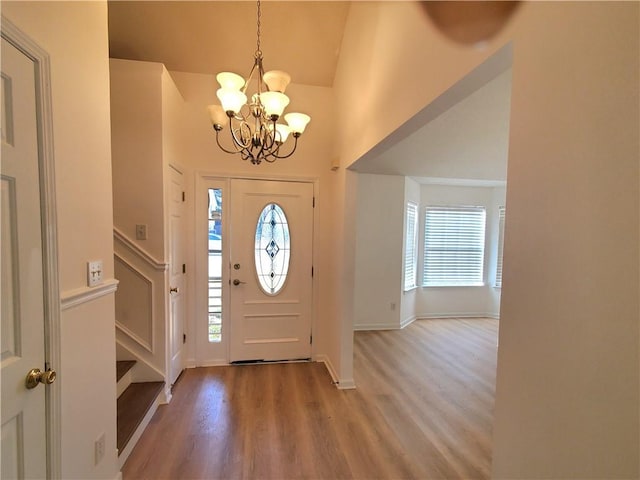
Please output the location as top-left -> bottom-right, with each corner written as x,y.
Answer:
116,360 -> 164,468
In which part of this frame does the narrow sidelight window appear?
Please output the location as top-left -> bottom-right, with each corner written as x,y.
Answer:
208,189 -> 223,342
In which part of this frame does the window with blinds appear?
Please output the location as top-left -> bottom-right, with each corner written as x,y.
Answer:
403,202 -> 418,291
495,206 -> 505,288
423,206 -> 486,287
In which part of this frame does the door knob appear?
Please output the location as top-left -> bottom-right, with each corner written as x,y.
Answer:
170,287 -> 179,293
25,368 -> 56,389
232,279 -> 246,286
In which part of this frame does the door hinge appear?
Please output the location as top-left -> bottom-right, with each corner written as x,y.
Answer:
310,333 -> 313,345
182,263 -> 186,274
183,333 -> 186,344
182,191 -> 185,202
312,197 -> 315,208
311,266 -> 314,278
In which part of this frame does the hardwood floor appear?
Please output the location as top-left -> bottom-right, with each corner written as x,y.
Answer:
122,318 -> 498,479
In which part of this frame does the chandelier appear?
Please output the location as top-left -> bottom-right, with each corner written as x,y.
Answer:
207,0 -> 311,165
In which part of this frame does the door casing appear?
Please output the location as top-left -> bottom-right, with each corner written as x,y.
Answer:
1,16 -> 62,479
193,174 -> 319,367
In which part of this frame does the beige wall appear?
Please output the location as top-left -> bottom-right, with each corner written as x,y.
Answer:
110,59 -> 165,260
336,0 -> 639,477
2,2 -> 119,479
333,1 -> 504,169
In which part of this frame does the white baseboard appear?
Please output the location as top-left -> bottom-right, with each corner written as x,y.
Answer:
354,316 -> 416,331
191,359 -> 228,367
315,354 -> 357,390
337,378 -> 356,390
400,315 -> 417,329
315,354 -> 338,383
417,312 -> 500,320
353,322 -> 400,331
161,385 -> 172,404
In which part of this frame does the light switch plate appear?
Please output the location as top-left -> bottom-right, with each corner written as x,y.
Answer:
136,224 -> 147,240
87,260 -> 103,287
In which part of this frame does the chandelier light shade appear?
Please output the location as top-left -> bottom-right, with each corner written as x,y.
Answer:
207,0 -> 311,165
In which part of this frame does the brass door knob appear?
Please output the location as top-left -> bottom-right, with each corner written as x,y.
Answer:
232,279 -> 246,286
25,368 -> 57,389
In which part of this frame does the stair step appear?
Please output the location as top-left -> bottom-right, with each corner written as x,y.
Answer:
117,381 -> 164,455
116,360 -> 136,382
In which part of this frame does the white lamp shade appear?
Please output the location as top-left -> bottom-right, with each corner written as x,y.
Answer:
217,88 -> 247,114
207,104 -> 229,127
270,123 -> 291,143
260,91 -> 290,118
285,112 -> 311,134
263,70 -> 291,93
216,72 -> 245,90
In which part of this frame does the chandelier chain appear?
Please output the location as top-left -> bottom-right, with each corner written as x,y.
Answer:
255,0 -> 262,58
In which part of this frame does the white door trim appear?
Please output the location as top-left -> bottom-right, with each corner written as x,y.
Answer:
1,15 -> 62,480
194,173 -> 319,365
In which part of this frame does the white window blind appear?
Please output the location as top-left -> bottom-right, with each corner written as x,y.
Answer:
423,206 -> 486,287
403,202 -> 418,291
495,206 -> 505,288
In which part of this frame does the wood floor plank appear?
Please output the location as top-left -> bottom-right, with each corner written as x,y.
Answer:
123,318 -> 498,479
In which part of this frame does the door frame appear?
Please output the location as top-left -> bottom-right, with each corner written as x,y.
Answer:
2,16 -> 62,479
193,173 -> 319,366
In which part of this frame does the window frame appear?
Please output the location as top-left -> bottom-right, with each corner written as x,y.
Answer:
403,202 -> 419,292
422,205 -> 487,288
495,206 -> 505,288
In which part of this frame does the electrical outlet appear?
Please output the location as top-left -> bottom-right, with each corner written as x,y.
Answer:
95,433 -> 105,465
136,224 -> 147,240
87,260 -> 103,287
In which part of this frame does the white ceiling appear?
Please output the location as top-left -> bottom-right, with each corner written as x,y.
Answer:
351,68 -> 512,182
107,1 -> 351,88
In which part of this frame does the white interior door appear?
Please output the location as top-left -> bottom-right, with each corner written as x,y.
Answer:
168,165 -> 185,385
1,37 -> 48,479
229,179 -> 314,362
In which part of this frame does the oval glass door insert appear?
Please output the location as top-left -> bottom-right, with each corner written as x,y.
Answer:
255,203 -> 291,295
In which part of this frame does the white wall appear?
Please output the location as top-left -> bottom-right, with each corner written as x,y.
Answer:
416,183 -> 505,318
353,173 -> 405,330
335,1 -> 639,477
2,2 -> 119,479
492,2 -> 639,477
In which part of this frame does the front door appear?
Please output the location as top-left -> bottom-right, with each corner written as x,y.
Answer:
1,36 -> 48,478
228,179 -> 313,362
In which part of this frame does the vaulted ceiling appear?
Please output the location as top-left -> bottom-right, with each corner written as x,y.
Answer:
107,1 -> 350,88
107,1 -> 511,181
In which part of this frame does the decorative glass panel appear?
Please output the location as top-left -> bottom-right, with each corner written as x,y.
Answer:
255,203 -> 290,295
